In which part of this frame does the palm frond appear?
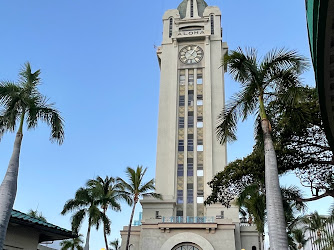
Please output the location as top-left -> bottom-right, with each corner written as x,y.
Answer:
71,209 -> 86,233
261,48 -> 309,78
32,101 -> 65,144
223,47 -> 259,85
216,95 -> 244,144
138,178 -> 155,193
0,81 -> 22,106
143,192 -> 162,200
19,62 -> 41,90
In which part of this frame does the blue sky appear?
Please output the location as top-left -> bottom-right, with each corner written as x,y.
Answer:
0,0 -> 332,249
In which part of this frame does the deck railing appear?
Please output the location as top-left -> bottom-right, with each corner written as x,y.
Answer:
162,216 -> 215,223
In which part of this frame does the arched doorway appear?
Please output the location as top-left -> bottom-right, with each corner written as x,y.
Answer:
172,243 -> 202,250
160,232 -> 214,250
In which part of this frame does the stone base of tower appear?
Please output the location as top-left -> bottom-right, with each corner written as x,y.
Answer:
120,198 -> 262,250
120,218 -> 261,250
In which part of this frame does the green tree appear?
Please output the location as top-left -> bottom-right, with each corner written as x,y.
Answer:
86,176 -> 132,250
0,62 -> 64,248
290,229 -> 307,249
109,238 -> 121,250
118,166 -> 161,250
236,184 -> 266,249
61,187 -> 109,250
60,234 -> 84,250
215,48 -> 308,249
206,87 -> 333,208
302,212 -> 325,241
27,208 -> 47,222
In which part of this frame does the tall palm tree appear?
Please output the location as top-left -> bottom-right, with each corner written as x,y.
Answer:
0,62 -> 64,248
216,47 -> 308,249
118,166 -> 161,250
61,187 -> 110,250
86,176 -> 132,250
109,238 -> 121,250
60,235 -> 84,250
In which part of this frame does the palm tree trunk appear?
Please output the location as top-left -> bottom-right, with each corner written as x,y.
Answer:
261,118 -> 288,249
103,207 -> 109,250
258,232 -> 261,250
126,200 -> 137,250
0,132 -> 23,249
84,219 -> 92,250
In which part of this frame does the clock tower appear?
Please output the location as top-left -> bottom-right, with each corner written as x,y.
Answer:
120,1 -> 260,249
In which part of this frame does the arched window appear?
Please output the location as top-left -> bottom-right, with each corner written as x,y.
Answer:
169,18 -> 173,38
252,246 -> 257,250
172,243 -> 202,250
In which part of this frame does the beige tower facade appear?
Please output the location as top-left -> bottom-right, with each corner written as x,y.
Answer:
120,1 -> 260,249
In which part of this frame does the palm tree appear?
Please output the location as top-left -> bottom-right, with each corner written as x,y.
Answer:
27,208 -> 47,222
0,62 -> 64,248
60,234 -> 84,250
87,176 -> 132,250
291,229 -> 307,249
61,187 -> 110,250
118,166 -> 161,250
216,47 -> 308,249
109,238 -> 121,250
236,184 -> 266,250
301,211 -> 326,247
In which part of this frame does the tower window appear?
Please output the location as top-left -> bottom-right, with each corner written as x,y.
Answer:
188,94 -> 194,106
187,164 -> 193,176
197,69 -> 203,84
179,96 -> 185,106
188,111 -> 194,128
197,94 -> 203,106
197,169 -> 203,176
188,70 -> 194,85
177,164 -> 184,176
169,18 -> 173,38
188,117 -> 194,128
177,190 -> 183,203
210,15 -> 214,35
179,117 -> 184,128
187,183 -> 193,203
190,0 -> 194,17
179,70 -> 185,85
188,138 -> 194,151
197,139 -> 203,151
178,140 -> 184,151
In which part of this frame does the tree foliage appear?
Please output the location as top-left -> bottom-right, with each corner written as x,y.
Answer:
27,208 -> 47,222
206,86 -> 333,208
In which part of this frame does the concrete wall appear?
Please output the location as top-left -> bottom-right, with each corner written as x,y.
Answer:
4,224 -> 40,250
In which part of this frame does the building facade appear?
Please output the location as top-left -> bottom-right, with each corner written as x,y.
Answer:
120,1 -> 260,249
4,209 -> 76,250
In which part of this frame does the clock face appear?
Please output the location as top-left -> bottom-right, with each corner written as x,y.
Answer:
179,45 -> 204,64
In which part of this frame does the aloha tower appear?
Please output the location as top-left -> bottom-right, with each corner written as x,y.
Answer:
120,1 -> 260,249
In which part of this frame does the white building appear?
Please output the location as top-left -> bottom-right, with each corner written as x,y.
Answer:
120,1 -> 260,249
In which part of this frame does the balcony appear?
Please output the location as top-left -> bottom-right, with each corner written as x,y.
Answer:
162,216 -> 215,223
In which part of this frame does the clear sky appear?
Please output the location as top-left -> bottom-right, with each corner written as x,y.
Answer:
0,0 -> 332,249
